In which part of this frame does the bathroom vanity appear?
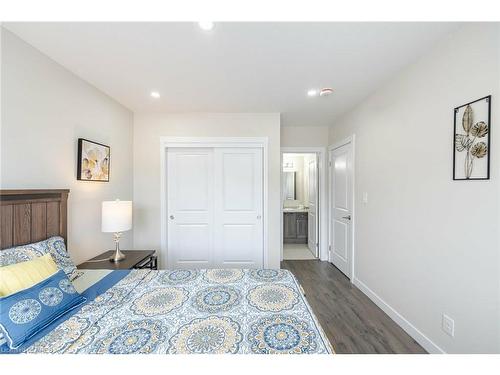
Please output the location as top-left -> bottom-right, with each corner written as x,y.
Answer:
283,209 -> 308,244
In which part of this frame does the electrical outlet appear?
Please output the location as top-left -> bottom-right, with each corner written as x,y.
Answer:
442,314 -> 455,337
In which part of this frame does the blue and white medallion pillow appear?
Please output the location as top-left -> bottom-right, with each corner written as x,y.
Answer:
0,236 -> 78,280
0,270 -> 86,349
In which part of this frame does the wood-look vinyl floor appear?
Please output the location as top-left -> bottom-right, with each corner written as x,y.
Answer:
282,260 -> 426,354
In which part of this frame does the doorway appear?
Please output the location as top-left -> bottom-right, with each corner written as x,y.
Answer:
328,136 -> 355,279
160,137 -> 269,269
281,151 -> 322,260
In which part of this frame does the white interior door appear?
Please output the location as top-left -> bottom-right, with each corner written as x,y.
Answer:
214,148 -> 263,268
307,156 -> 318,256
167,147 -> 263,269
329,142 -> 353,278
167,148 -> 213,268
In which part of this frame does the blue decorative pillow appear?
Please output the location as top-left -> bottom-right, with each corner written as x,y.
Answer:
0,236 -> 78,280
0,270 -> 86,349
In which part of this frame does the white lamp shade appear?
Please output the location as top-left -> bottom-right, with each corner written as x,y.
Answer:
102,200 -> 132,233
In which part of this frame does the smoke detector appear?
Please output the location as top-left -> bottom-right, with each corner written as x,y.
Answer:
319,88 -> 334,97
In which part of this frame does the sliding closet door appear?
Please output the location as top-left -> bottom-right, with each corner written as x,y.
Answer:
214,148 -> 263,268
167,148 -> 213,268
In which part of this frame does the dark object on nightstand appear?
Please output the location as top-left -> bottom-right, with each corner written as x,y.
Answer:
78,250 -> 157,270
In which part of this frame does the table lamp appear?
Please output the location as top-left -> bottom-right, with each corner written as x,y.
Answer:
102,199 -> 132,262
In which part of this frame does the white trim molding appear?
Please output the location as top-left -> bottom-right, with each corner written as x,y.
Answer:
160,136 -> 269,269
160,136 -> 268,149
353,277 -> 445,354
280,147 -> 328,262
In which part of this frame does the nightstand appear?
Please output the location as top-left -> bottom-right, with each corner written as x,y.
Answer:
78,250 -> 157,270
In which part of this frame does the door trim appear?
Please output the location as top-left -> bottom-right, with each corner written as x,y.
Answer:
328,135 -> 356,281
160,137 -> 269,269
280,147 -> 327,262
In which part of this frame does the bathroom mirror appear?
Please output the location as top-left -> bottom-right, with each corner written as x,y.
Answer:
283,171 -> 296,200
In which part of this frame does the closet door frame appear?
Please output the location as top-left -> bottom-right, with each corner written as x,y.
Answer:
160,137 -> 269,269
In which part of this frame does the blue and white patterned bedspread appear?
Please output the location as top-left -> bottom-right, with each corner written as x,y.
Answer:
24,269 -> 333,354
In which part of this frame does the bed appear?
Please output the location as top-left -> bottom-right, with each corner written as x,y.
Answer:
0,190 -> 333,354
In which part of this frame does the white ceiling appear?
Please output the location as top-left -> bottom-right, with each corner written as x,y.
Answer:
4,22 -> 461,126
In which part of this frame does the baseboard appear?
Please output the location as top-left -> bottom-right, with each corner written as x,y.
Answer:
352,277 -> 445,354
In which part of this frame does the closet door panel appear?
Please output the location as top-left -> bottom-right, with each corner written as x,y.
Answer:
220,224 -> 257,263
175,153 -> 210,210
171,224 -> 211,265
214,148 -> 263,268
167,149 -> 213,268
222,153 -> 255,211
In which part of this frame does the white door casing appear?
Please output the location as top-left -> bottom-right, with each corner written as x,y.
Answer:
214,148 -> 263,268
166,146 -> 263,269
329,141 -> 354,278
167,148 -> 213,268
307,156 -> 318,256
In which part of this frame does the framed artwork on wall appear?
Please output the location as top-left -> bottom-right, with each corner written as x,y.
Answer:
453,95 -> 491,180
77,138 -> 110,182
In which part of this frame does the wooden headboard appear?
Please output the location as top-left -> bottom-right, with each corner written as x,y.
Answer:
0,190 -> 69,250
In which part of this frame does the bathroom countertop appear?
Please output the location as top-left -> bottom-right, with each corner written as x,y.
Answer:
283,208 -> 309,213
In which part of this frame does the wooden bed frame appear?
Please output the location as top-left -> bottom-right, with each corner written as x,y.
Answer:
0,189 -> 69,250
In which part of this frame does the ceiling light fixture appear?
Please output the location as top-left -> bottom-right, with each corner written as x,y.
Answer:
307,89 -> 318,97
198,21 -> 215,31
150,91 -> 160,99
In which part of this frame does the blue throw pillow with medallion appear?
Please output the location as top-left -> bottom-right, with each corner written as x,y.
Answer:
0,270 -> 86,349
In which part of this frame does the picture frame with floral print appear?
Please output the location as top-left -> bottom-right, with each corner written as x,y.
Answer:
77,138 -> 110,182
453,96 -> 491,180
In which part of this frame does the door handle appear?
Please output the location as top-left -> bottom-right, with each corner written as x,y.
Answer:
257,215 -> 262,219
169,215 -> 175,220
342,215 -> 351,220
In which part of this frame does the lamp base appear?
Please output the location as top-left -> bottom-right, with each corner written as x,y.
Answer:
109,249 -> 126,262
109,232 -> 126,262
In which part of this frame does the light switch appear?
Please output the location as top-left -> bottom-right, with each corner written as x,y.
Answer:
362,192 -> 368,204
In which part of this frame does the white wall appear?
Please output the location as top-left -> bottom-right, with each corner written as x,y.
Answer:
329,24 -> 500,353
1,29 -> 134,265
281,126 -> 329,147
133,113 -> 281,268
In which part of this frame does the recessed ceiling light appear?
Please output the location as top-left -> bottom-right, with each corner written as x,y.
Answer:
198,21 -> 215,31
307,89 -> 318,97
150,91 -> 160,99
